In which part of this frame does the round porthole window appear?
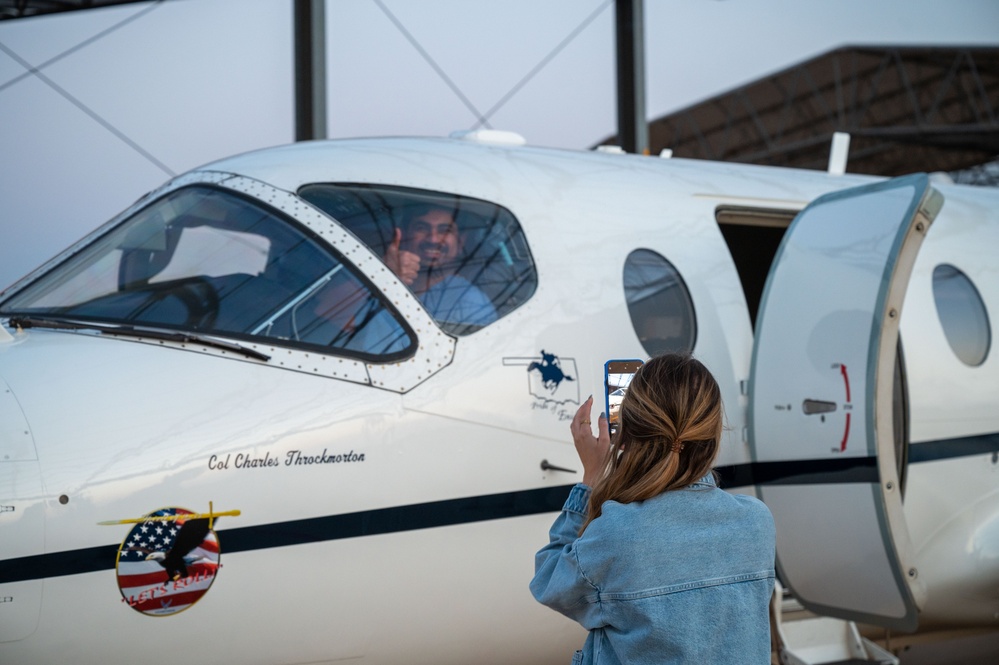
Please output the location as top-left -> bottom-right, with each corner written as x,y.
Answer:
932,264 -> 991,367
624,249 -> 696,356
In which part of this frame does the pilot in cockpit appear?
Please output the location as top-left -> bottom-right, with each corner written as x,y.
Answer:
382,205 -> 497,328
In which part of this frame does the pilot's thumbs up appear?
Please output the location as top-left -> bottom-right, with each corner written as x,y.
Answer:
384,227 -> 402,266
384,227 -> 419,286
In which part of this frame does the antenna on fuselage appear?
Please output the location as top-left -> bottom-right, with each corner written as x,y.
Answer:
827,132 -> 851,176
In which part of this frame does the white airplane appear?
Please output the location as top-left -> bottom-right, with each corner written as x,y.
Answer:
0,130 -> 996,664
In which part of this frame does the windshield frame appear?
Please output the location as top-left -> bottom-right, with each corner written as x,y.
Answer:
0,172 -> 457,392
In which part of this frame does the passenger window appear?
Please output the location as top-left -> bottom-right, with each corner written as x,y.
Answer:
932,263 -> 991,366
298,184 -> 537,335
0,186 -> 413,360
623,249 -> 696,355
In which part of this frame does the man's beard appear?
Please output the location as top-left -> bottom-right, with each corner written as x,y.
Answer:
418,243 -> 459,272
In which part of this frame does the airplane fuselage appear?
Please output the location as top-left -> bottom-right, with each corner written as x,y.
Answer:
1,137 -> 997,663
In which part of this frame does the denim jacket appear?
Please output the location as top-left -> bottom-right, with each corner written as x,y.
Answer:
530,476 -> 776,664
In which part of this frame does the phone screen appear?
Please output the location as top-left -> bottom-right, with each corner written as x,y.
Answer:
604,359 -> 644,435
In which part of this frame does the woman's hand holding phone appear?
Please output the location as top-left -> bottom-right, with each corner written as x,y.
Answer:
571,396 -> 611,487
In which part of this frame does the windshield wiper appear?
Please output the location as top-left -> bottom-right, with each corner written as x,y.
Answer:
7,315 -> 271,362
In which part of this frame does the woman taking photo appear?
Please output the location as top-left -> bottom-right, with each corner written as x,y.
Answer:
531,354 -> 776,664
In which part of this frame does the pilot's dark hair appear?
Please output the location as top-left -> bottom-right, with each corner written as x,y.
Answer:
402,203 -> 457,227
582,353 -> 723,533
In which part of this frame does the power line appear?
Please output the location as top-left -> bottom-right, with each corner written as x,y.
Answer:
0,0 -> 163,95
372,0 -> 612,133
0,1 -> 174,177
373,0 -> 490,128
0,38 -> 175,177
475,0 -> 612,129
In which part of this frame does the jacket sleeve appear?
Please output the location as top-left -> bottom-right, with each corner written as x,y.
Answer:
529,484 -> 605,629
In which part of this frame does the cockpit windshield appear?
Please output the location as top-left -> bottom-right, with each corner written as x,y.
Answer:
0,186 -> 414,360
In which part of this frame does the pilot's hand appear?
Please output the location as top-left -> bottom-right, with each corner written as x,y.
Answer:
571,396 -> 610,487
384,228 -> 421,286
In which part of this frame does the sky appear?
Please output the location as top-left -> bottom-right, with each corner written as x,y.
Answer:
0,0 -> 997,290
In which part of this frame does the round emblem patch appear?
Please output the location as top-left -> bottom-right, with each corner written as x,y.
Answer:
115,507 -> 221,616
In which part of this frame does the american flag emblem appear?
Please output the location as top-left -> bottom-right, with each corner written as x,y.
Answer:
113,507 -> 223,616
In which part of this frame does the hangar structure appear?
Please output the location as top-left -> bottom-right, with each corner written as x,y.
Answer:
3,3 -> 997,183
0,0 -> 142,19
613,45 -> 999,183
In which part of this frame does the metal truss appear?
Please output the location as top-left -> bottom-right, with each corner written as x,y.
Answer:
0,1 -> 153,20
640,46 -> 999,179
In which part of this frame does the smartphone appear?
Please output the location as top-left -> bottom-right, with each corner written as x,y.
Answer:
604,359 -> 644,434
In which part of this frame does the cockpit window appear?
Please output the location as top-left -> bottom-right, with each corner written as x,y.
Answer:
298,184 -> 537,335
0,186 -> 414,359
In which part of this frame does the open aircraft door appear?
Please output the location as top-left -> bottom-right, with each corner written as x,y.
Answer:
749,174 -> 943,631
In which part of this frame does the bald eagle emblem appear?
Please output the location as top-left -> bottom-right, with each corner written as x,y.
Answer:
105,504 -> 239,616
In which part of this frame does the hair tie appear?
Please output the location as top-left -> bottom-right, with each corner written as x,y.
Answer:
670,440 -> 684,454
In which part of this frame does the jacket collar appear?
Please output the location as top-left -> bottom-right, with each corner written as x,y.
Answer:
689,473 -> 717,489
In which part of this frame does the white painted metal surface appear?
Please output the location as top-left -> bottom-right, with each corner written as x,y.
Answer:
751,176 -> 941,630
0,137 -> 995,663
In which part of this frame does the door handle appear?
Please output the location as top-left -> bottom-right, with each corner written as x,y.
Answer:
802,399 -> 837,415
540,459 -> 576,474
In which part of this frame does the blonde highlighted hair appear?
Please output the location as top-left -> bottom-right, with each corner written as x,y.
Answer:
582,353 -> 723,533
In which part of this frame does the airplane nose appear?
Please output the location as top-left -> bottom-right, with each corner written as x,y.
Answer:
0,372 -> 45,643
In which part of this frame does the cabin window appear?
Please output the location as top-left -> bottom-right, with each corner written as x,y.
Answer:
932,263 -> 991,367
298,184 -> 537,335
623,249 -> 696,355
0,186 -> 414,360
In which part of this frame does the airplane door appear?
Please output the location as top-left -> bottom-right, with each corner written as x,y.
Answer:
749,174 -> 942,631
0,375 -> 44,642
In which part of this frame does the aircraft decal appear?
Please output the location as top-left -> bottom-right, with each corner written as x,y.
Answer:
504,350 -> 579,419
794,362 -> 855,454
1,432 -> 998,587
837,363 -> 852,453
207,448 -> 366,471
101,504 -> 240,616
